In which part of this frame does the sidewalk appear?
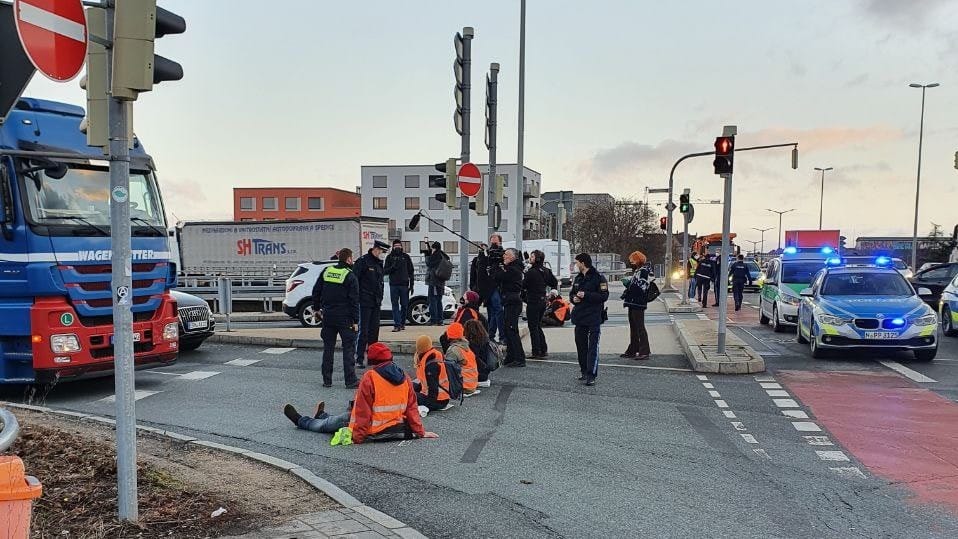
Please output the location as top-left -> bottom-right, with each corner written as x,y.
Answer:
673,319 -> 765,374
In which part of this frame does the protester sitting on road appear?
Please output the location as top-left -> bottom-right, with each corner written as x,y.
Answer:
441,291 -> 488,352
444,323 -> 480,397
464,319 -> 494,388
542,290 -> 570,327
412,335 -> 452,413
283,343 -> 437,444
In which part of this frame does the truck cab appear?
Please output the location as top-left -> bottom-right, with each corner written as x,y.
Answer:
0,99 -> 178,383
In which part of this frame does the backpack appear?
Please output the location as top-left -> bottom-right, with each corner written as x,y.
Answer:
435,258 -> 453,281
485,339 -> 504,372
437,358 -> 464,404
645,280 -> 661,302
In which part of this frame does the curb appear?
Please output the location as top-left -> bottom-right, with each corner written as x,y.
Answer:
673,320 -> 766,374
2,402 -> 426,538
213,314 -> 289,323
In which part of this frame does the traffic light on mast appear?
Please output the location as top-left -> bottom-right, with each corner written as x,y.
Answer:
679,193 -> 690,214
713,136 -> 735,175
660,216 -> 668,230
433,158 -> 458,209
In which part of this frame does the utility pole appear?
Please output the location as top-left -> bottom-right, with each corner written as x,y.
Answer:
515,0 -> 526,250
752,227 -> 773,255
456,27 -> 474,296
814,166 -> 832,230
766,208 -> 795,251
486,63 -> 498,238
679,189 -> 694,305
714,127 -> 736,354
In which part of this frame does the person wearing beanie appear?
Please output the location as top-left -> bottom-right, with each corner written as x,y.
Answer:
412,336 -> 453,412
284,342 -> 437,444
570,252 -> 609,386
384,238 -> 415,332
621,250 -> 652,360
425,242 -> 451,325
440,291 -> 488,352
523,249 -> 559,359
444,323 -> 480,397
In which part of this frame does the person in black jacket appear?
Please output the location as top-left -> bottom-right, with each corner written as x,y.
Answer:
311,248 -> 361,388
621,251 -> 651,360
569,253 -> 609,386
696,254 -> 716,307
352,240 -> 389,367
492,248 -> 526,367
523,250 -> 558,359
384,239 -> 415,331
425,242 -> 449,325
728,254 -> 754,311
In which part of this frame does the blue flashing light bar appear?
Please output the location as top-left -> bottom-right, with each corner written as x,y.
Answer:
890,318 -> 906,327
783,246 -> 798,254
826,257 -> 843,266
821,246 -> 833,254
874,256 -> 891,266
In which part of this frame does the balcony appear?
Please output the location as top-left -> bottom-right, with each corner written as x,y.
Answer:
523,204 -> 539,218
523,182 -> 540,198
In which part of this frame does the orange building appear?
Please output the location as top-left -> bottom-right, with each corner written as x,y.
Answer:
233,187 -> 361,221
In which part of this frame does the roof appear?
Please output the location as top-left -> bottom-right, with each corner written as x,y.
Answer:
232,186 -> 360,197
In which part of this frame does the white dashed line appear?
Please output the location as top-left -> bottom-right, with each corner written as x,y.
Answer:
261,347 -> 296,355
714,400 -> 729,409
804,436 -> 834,446
99,390 -> 159,403
177,371 -> 221,381
773,398 -> 800,408
830,467 -> 866,479
708,390 -> 722,398
766,389 -> 790,397
878,361 -> 937,383
816,451 -> 850,462
696,375 -> 709,381
754,375 -> 776,382
741,434 -> 759,444
225,359 -> 261,367
731,422 -> 747,431
702,382 -> 715,389
759,382 -> 782,389
753,449 -> 772,460
792,422 -> 823,432
782,410 -> 809,419
697,313 -> 710,320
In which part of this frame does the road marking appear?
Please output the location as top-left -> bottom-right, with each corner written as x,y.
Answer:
782,410 -> 809,419
528,358 -> 692,372
702,382 -> 715,389
792,422 -> 823,432
708,390 -> 722,398
754,375 -> 776,382
830,467 -> 866,479
753,448 -> 772,460
723,410 -> 737,419
816,450 -> 850,462
759,382 -> 782,389
766,389 -> 790,397
261,347 -> 296,354
225,359 -> 261,367
731,422 -> 746,431
804,436 -> 833,446
714,400 -> 729,408
750,305 -> 760,310
878,361 -> 937,383
741,434 -> 759,444
99,390 -> 159,403
696,313 -> 709,320
696,375 -> 709,381
773,398 -> 799,408
178,371 -> 221,381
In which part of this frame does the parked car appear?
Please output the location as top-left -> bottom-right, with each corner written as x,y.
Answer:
940,273 -> 958,337
171,290 -> 215,351
727,261 -> 762,292
282,262 -> 457,327
918,262 -> 943,273
910,262 -> 958,308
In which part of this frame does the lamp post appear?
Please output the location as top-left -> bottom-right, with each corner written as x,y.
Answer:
909,82 -> 939,270
766,209 -> 795,251
752,227 -> 773,254
814,167 -> 832,230
515,0 -> 526,251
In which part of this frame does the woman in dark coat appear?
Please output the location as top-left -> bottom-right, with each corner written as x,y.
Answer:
621,250 -> 651,360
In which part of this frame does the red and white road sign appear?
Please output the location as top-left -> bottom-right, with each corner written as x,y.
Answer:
457,162 -> 482,197
14,0 -> 87,82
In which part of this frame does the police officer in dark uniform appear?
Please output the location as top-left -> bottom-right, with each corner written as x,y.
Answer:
353,240 -> 390,367
695,254 -> 716,307
312,248 -> 361,388
728,254 -> 754,311
569,253 -> 609,386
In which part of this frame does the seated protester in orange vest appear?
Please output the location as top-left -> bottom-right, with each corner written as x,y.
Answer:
464,319 -> 493,388
413,336 -> 452,412
444,322 -> 480,397
441,291 -> 488,352
542,290 -> 570,327
283,342 -> 436,443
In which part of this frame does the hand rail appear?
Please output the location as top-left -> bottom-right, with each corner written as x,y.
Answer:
0,408 -> 20,452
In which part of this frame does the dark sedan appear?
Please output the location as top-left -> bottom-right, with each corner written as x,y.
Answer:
910,262 -> 958,308
171,290 -> 215,351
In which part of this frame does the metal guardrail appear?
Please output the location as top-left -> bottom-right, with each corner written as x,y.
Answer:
0,408 -> 20,452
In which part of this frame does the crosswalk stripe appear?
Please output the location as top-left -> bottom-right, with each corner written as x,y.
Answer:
177,371 -> 221,381
226,359 -> 261,367
261,347 -> 296,354
98,390 -> 159,403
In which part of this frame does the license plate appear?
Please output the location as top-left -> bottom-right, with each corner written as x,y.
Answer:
187,320 -> 207,330
864,331 -> 899,339
110,333 -> 141,344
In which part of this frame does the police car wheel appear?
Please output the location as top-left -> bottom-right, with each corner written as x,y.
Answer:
772,305 -> 785,333
408,299 -> 429,326
796,321 -> 808,344
943,307 -> 957,337
914,348 -> 937,362
298,303 -> 322,328
758,298 -> 770,325
809,324 -> 827,359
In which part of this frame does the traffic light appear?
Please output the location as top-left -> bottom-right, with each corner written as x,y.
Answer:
475,174 -> 487,216
112,1 -> 186,101
713,136 -> 735,175
660,216 -> 668,231
453,28 -> 473,136
493,174 -> 504,204
954,150 -> 958,170
679,193 -> 690,214
485,64 -> 498,151
434,158 -> 457,209
839,235 -> 847,253
80,8 -> 108,148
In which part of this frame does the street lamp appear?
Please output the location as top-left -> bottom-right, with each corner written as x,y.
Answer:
746,239 -> 762,255
766,208 -> 795,251
752,226 -> 773,254
814,167 -> 833,230
908,82 -> 939,270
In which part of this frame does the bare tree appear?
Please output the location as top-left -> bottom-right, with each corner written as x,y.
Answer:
572,198 -> 676,263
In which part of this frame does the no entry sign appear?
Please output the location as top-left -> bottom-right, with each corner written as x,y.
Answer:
14,0 -> 88,82
458,162 -> 482,197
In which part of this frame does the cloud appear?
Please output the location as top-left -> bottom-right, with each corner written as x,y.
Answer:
844,73 -> 870,88
741,126 -> 905,154
161,176 -> 231,223
860,0 -> 952,29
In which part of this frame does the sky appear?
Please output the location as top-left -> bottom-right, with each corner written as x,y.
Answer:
22,0 -> 958,248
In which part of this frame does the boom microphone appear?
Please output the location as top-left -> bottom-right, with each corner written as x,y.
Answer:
408,212 -> 422,231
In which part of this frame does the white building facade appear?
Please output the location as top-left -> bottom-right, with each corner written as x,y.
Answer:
360,164 -> 542,257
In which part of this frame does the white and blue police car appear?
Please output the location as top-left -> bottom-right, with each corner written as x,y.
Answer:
796,256 -> 939,361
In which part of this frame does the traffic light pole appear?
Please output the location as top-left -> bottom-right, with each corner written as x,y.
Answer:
680,189 -> 691,306
459,28 -> 473,297
105,2 -> 138,522
716,126 -> 737,354
487,63 -> 498,238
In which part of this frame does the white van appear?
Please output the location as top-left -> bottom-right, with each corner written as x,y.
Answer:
503,239 -> 574,286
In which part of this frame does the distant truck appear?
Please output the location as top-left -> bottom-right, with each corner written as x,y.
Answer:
172,218 -> 389,277
784,230 -> 840,250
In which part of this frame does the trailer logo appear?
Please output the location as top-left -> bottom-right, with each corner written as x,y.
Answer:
77,250 -> 158,261
236,239 -> 294,256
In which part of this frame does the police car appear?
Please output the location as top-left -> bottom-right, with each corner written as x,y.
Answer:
940,272 -> 958,338
759,247 -> 833,332
796,257 -> 939,361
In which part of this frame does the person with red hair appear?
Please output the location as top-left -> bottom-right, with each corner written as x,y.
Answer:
621,251 -> 652,360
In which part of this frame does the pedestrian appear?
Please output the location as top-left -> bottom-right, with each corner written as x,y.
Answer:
444,323 -> 480,397
711,256 -> 722,307
470,241 -> 496,313
440,290 -> 487,352
523,249 -> 558,359
425,242 -> 450,325
413,335 -> 452,413
621,251 -> 651,360
729,254 -> 754,311
696,253 -> 715,306
311,248 -> 361,388
283,342 -> 438,444
353,240 -> 390,367
542,290 -> 570,327
492,247 -> 526,367
687,252 -> 699,299
569,253 -> 609,386
384,238 -> 414,332
463,319 -> 493,388
483,235 -> 506,341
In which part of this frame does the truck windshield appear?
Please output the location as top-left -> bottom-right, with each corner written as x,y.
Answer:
21,164 -> 165,229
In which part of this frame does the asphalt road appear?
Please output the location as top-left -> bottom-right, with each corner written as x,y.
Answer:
9,290 -> 958,538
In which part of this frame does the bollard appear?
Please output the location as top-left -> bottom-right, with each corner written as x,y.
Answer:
217,277 -> 233,332
0,457 -> 42,538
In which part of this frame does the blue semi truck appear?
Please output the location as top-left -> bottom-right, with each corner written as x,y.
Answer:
0,98 -> 179,383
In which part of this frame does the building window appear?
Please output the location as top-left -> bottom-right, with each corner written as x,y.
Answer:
500,219 -> 508,232
388,219 -> 397,230
502,174 -> 509,187
429,219 -> 443,232
468,243 -> 480,254
444,241 -> 459,254
405,218 -> 417,231
263,197 -> 278,211
285,197 -> 300,211
502,196 -> 509,210
240,197 -> 255,211
308,197 -> 324,211
452,219 -> 461,232
405,175 -> 420,188
373,197 -> 388,210
405,197 -> 420,210
240,218 -> 253,222
402,241 -> 411,252
373,175 -> 388,188
429,197 -> 444,210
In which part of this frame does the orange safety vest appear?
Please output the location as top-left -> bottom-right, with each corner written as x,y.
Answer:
349,370 -> 409,435
459,346 -> 478,391
416,349 -> 450,401
454,307 -> 478,324
553,299 -> 569,322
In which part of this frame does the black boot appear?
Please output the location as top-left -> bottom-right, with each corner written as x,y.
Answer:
313,401 -> 325,418
283,404 -> 301,426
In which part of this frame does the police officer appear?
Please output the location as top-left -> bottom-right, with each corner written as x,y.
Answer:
728,254 -> 754,311
312,248 -> 361,388
695,253 -> 715,307
569,253 -> 609,386
354,240 -> 390,367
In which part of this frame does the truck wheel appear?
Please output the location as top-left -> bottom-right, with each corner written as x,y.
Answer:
298,303 -> 322,328
408,299 -> 430,326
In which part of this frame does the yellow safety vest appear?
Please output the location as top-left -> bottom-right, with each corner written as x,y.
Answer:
689,258 -> 698,276
323,266 -> 351,284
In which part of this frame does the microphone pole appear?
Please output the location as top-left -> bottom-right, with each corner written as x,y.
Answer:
408,211 -> 485,250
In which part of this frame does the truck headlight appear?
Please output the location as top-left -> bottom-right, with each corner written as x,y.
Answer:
163,322 -> 179,341
780,294 -> 801,306
50,334 -> 81,353
818,314 -> 847,326
914,314 -> 938,327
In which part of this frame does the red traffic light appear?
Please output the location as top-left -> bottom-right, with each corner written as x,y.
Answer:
715,136 -> 734,155
660,216 -> 668,230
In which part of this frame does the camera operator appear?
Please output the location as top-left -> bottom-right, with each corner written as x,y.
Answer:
481,234 -> 506,341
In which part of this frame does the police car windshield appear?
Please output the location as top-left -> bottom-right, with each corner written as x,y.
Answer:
782,262 -> 825,284
821,272 -> 914,296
